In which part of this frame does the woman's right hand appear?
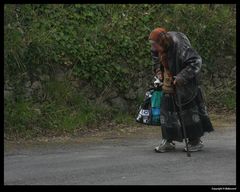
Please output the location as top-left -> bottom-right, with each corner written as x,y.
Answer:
156,70 -> 163,80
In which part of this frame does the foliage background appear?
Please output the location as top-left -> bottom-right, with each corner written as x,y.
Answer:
4,4 -> 236,139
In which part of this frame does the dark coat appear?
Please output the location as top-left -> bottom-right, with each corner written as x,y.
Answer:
151,31 -> 202,106
150,32 -> 214,141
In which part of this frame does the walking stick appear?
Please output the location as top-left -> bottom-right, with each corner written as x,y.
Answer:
174,80 -> 191,157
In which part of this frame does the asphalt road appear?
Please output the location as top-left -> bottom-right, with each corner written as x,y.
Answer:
4,126 -> 236,185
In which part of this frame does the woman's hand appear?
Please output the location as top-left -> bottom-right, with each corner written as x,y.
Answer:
173,79 -> 177,85
156,70 -> 163,80
173,76 -> 184,86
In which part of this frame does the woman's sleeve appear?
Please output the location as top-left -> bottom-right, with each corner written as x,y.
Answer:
176,47 -> 202,84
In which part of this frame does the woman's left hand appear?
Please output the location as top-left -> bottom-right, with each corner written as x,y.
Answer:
173,76 -> 184,86
173,79 -> 177,85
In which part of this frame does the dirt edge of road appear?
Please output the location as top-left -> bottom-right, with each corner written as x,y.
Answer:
4,113 -> 236,152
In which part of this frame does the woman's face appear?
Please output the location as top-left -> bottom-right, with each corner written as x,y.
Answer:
150,41 -> 164,53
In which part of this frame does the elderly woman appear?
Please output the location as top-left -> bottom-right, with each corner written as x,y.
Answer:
149,27 -> 214,153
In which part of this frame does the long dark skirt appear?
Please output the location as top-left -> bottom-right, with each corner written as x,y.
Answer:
160,86 -> 214,142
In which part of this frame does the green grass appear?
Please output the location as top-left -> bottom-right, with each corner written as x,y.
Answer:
113,112 -> 135,125
220,91 -> 236,110
4,94 -> 136,139
4,80 -> 129,139
4,99 -> 40,138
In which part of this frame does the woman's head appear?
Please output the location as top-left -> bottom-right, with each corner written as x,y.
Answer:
149,27 -> 173,70
149,27 -> 172,53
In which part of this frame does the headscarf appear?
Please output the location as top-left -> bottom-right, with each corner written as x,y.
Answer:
149,27 -> 167,42
149,27 -> 171,72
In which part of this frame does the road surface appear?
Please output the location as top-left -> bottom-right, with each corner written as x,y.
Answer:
4,126 -> 236,185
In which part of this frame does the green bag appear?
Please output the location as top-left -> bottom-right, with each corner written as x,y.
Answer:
151,90 -> 163,125
151,90 -> 162,108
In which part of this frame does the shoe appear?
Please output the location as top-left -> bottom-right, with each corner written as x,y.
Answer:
154,139 -> 176,153
184,140 -> 204,152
